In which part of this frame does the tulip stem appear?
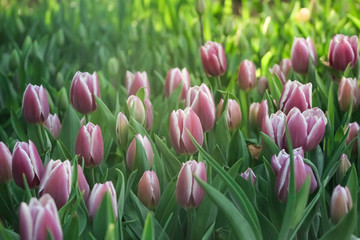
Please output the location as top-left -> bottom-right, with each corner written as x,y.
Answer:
85,114 -> 90,123
187,208 -> 194,240
36,124 -> 45,152
217,76 -> 222,90
198,14 -> 204,45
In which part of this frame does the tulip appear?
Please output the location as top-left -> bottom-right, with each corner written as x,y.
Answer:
0,142 -> 12,183
144,98 -> 153,130
217,99 -> 242,130
116,112 -> 129,147
330,185 -> 353,223
126,134 -> 154,170
186,83 -> 216,132
287,107 -> 327,151
296,8 -> 310,22
19,194 -> 63,240
291,37 -> 316,74
200,41 -> 227,77
22,84 -> 49,124
137,171 -> 161,209
12,140 -> 44,189
77,165 -> 90,201
196,0 -> 205,15
43,113 -> 61,139
329,34 -> 358,71
125,71 -> 151,97
164,67 -> 190,100
176,160 -> 206,208
336,154 -> 351,183
127,95 -> 146,125
249,102 -> 260,129
75,122 -> 104,167
169,107 -> 204,154
257,100 -> 268,129
279,80 -> 312,114
257,76 -> 269,95
269,64 -> 286,84
240,168 -> 256,185
261,110 -> 287,149
87,181 -> 118,220
238,59 -> 257,91
345,122 -> 360,155
70,71 -> 100,114
338,77 -> 360,112
280,58 -> 292,77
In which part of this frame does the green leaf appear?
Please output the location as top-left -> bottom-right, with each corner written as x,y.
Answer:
260,132 -> 280,160
93,192 -> 116,239
10,108 -> 27,141
154,134 -> 181,178
63,213 -> 79,240
141,212 -> 155,240
58,106 -> 81,156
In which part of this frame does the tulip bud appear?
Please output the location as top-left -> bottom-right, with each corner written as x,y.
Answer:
57,87 -> 69,112
164,68 -> 190,100
137,171 -> 161,209
279,80 -> 312,114
238,59 -> 257,91
12,140 -> 44,189
280,58 -> 292,77
116,112 -> 129,147
22,84 -> 49,124
43,114 -> 61,139
262,110 -> 287,149
336,154 -> 351,183
291,37 -> 316,74
77,165 -> 90,201
305,164 -> 318,193
257,76 -> 269,95
169,107 -> 204,154
257,100 -> 268,129
186,83 -> 216,132
144,98 -> 153,130
196,0 -> 205,15
126,134 -> 154,170
296,8 -> 310,22
200,41 -> 227,77
329,34 -> 358,71
249,102 -> 260,129
87,181 -> 118,220
20,194 -> 63,240
0,142 -> 12,183
176,160 -> 206,208
331,185 -> 353,224
126,95 -> 146,125
240,168 -> 256,185
338,77 -> 360,112
346,122 -> 360,155
125,71 -> 151,97
217,99 -> 242,130
107,57 -> 119,77
75,122 -> 104,167
269,64 -> 286,84
9,49 -> 20,71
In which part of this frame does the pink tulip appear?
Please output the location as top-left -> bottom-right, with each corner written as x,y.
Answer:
336,154 -> 351,183
125,71 -> 151,97
217,99 -> 242,130
43,113 -> 61,139
126,134 -> 154,170
280,58 -> 292,77
200,41 -> 227,77
279,80 -> 312,114
22,84 -> 49,124
176,160 -> 206,208
169,107 -> 204,154
257,100 -> 268,129
127,95 -> 146,125
137,171 -> 161,209
116,112 -> 129,147
70,71 -> 100,114
338,77 -> 360,112
331,185 -> 353,223
257,76 -> 269,95
249,102 -> 260,129
0,142 -> 12,183
261,110 -> 287,149
329,34 -> 358,71
269,64 -> 286,84
291,37 -> 316,74
240,168 -> 256,185
144,98 -> 153,130
346,122 -> 360,155
238,59 -> 257,91
164,68 -> 190,100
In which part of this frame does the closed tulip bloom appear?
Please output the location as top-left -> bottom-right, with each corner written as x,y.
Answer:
338,77 -> 360,112
125,71 -> 151,97
22,84 -> 49,124
257,100 -> 268,129
116,112 -> 129,147
217,99 -> 242,130
269,64 -> 286,84
200,41 -> 227,77
291,37 -> 316,74
164,68 -> 190,100
279,80 -> 312,114
127,95 -> 146,125
336,154 -> 351,183
77,165 -> 90,201
345,122 -> 360,155
257,76 -> 269,95
144,98 -> 153,130
169,107 -> 204,154
329,34 -> 358,71
176,160 -> 206,208
238,59 -> 257,91
240,168 -> 256,185
296,8 -> 310,22
87,181 -> 118,220
249,102 -> 260,129
137,171 -> 161,209
186,83 -> 216,132
12,140 -> 44,189
0,142 -> 12,183
126,134 -> 154,170
43,113 -> 61,139
75,122 -> 104,167
261,110 -> 287,149
280,58 -> 292,77
19,194 -> 63,240
331,185 -> 353,223
70,71 -> 100,114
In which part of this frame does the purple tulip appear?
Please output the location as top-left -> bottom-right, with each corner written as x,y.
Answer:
126,134 -> 154,170
70,71 -> 100,114
269,64 -> 286,84
291,37 -> 316,74
43,113 -> 61,139
329,34 -> 358,71
0,142 -> 12,183
22,84 -> 49,124
116,112 -> 129,147
346,122 -> 360,155
261,110 -> 287,149
331,185 -> 353,223
77,165 -> 90,201
164,68 -> 190,100
249,102 -> 260,129
75,122 -> 104,167
144,98 -> 153,130
257,100 -> 268,129
336,154 -> 351,183
20,194 -> 63,240
137,170 -> 161,209
12,140 -> 44,189
127,95 -> 146,125
186,83 -> 216,132
240,168 -> 256,185
169,107 -> 204,154
338,77 -> 360,112
176,160 -> 207,208
125,71 -> 151,97
238,59 -> 257,91
280,58 -> 292,77
257,76 -> 269,95
200,41 -> 227,77
87,181 -> 118,220
217,99 -> 242,130
279,80 -> 312,114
